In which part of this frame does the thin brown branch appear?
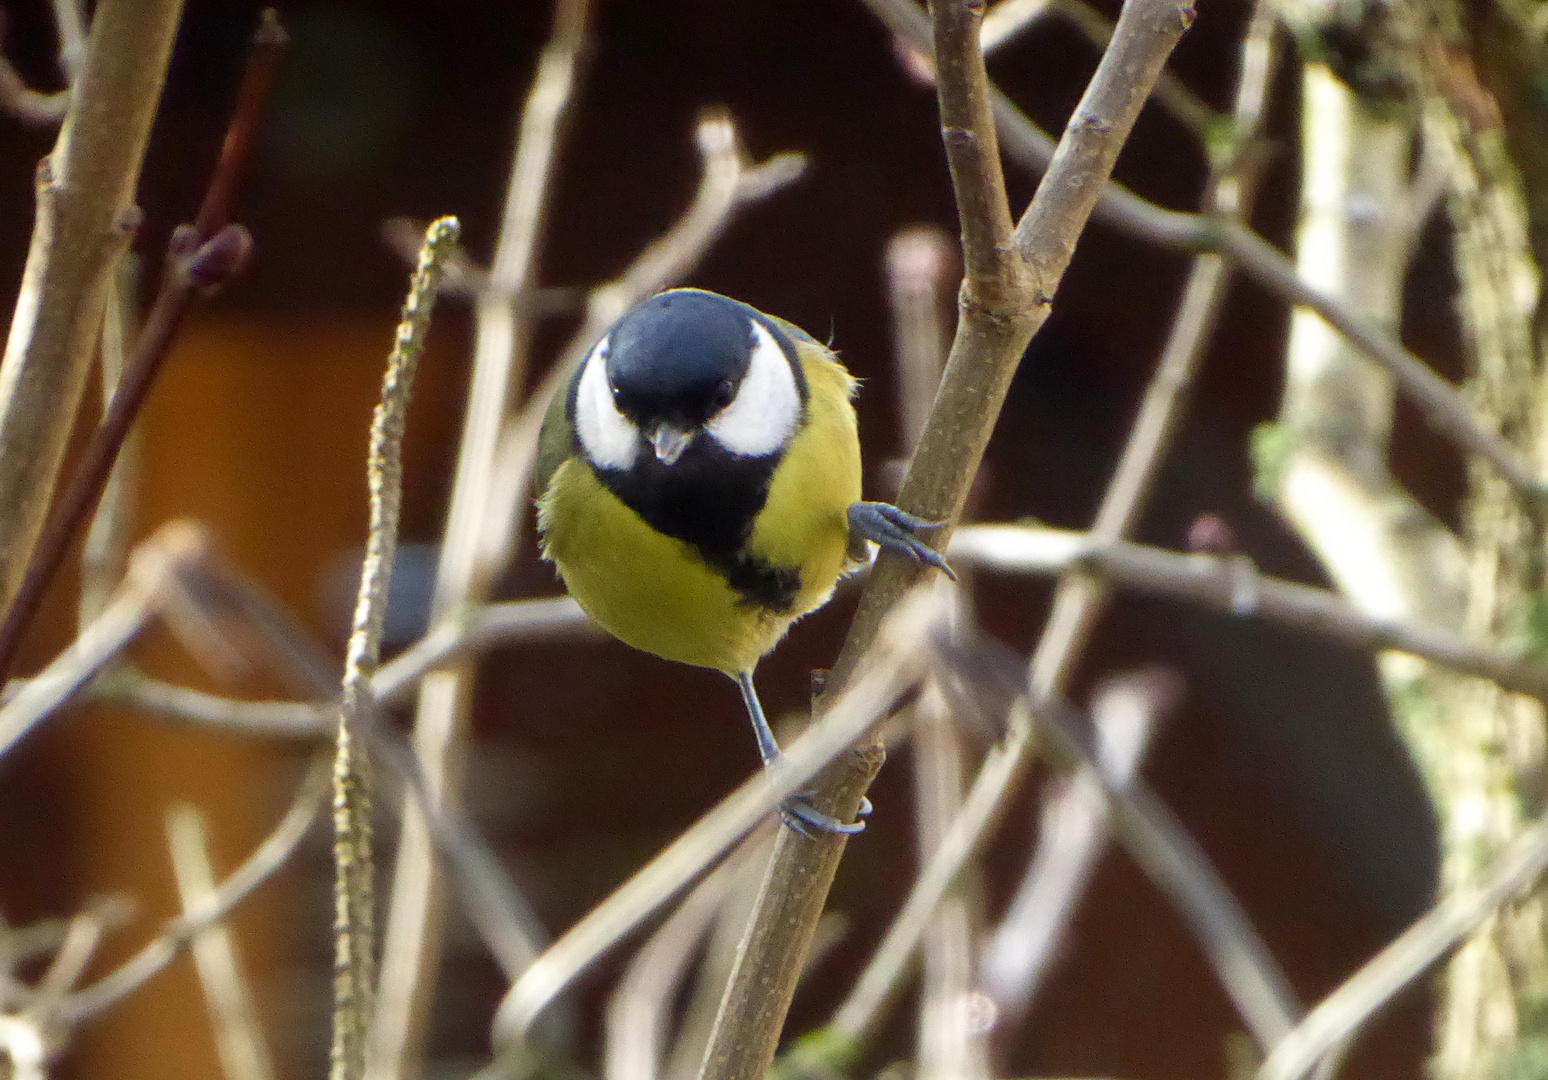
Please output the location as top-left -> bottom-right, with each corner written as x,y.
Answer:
0,526 -> 186,760
167,805 -> 278,1080
1257,814 -> 1548,1080
0,8 -> 286,683
696,2 -> 1191,1076
369,5 -> 590,1071
933,0 -> 1028,304
1049,0 -> 1217,142
0,0 -> 183,626
980,0 -> 1217,144
949,523 -> 1548,702
380,217 -> 584,312
78,596 -> 599,739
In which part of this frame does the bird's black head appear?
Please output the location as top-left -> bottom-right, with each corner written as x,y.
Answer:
572,288 -> 810,477
606,290 -> 759,429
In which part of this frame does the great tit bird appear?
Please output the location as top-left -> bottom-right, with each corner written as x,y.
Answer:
535,288 -> 951,836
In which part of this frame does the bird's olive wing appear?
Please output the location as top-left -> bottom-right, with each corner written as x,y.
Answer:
534,368 -> 580,501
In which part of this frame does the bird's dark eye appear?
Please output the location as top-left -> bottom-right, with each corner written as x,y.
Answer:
712,380 -> 735,410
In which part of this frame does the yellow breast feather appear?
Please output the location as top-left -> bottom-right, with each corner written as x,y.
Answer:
537,344 -> 863,676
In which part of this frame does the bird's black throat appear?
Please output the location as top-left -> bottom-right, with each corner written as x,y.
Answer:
592,441 -> 801,613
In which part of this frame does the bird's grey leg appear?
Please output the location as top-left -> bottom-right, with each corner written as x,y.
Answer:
847,502 -> 956,579
735,671 -> 868,838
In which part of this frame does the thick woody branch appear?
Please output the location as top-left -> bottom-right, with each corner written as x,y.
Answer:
0,0 -> 184,623
694,3 -> 1192,1079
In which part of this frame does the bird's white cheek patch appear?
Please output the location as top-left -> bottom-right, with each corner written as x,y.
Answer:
706,319 -> 800,458
574,336 -> 639,471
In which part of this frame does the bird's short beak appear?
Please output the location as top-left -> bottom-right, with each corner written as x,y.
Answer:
648,423 -> 694,465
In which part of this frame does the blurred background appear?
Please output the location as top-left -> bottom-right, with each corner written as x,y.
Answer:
0,1 -> 1461,1077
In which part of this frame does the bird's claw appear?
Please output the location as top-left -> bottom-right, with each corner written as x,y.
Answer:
848,502 -> 957,580
779,792 -> 867,838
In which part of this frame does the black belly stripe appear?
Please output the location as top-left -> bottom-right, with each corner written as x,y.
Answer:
593,440 -> 802,614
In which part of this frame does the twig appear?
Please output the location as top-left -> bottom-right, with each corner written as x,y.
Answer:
0,12 -> 68,127
373,596 -> 598,701
0,532 -> 177,760
948,523 -> 1548,702
869,0 -> 1547,507
885,227 -> 955,454
978,670 -> 1172,1031
59,755 -> 331,1025
604,846 -> 755,1080
913,675 -> 987,1080
369,5 -> 589,1073
0,8 -> 287,683
0,1015 -> 47,1080
884,232 -> 986,1080
487,587 -> 946,1062
952,643 -> 1302,1046
333,216 -> 460,1080
381,217 -> 584,312
78,257 -> 141,627
697,2 -> 1191,1076
30,907 -> 108,1008
1256,814 -> 1548,1080
98,670 -> 333,737
981,0 -> 1217,150
78,596 -> 599,739
1050,0 -> 1217,142
980,0 -> 1054,52
48,0 -> 85,84
662,833 -> 777,1080
0,0 -> 183,624
167,805 -> 278,1080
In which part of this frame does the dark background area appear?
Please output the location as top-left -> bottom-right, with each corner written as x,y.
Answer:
0,2 -> 1456,1077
